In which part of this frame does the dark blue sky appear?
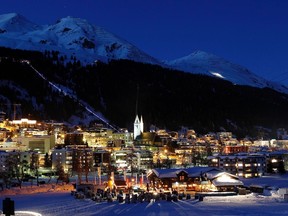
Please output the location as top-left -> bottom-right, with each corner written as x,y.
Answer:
1,0 -> 288,84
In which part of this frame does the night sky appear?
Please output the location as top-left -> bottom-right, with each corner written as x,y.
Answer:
1,0 -> 288,84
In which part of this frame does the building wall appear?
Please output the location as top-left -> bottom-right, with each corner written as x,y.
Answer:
208,155 -> 266,178
51,148 -> 73,173
18,135 -> 55,154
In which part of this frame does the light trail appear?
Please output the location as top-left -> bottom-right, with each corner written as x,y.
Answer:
23,60 -> 118,131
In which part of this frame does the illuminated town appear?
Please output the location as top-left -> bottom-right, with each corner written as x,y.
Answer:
1,2 -> 288,214
1,111 -> 288,196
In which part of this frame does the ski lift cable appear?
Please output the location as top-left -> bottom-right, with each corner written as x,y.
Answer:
28,62 -> 119,131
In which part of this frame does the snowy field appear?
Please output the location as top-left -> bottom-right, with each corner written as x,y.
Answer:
1,174 -> 288,216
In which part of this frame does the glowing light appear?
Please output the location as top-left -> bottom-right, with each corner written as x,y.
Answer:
245,174 -> 252,178
15,211 -> 42,216
210,71 -> 225,79
271,159 -> 277,163
11,118 -> 37,125
237,163 -> 243,167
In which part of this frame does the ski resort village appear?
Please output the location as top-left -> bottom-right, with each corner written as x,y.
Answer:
0,112 -> 288,195
1,113 -> 288,215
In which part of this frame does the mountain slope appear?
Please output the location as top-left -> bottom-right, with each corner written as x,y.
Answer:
0,13 -> 161,65
0,13 -> 40,32
165,51 -> 288,93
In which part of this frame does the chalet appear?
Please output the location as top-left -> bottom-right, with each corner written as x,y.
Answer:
147,167 -> 243,192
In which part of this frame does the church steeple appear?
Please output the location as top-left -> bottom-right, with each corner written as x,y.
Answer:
134,84 -> 144,139
134,115 -> 144,139
140,115 -> 144,133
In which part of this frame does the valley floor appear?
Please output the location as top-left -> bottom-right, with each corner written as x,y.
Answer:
1,174 -> 288,216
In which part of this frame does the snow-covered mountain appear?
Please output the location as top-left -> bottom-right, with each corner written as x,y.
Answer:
0,13 -> 161,65
165,50 -> 288,93
0,13 -> 287,94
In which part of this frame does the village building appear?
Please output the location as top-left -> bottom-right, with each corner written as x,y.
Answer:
208,154 -> 266,178
147,167 -> 243,192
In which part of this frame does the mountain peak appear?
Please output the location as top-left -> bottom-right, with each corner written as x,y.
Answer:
0,13 -> 161,65
166,51 -> 288,93
190,50 -> 214,57
0,13 -> 39,32
55,16 -> 89,26
183,50 -> 223,62
0,12 -> 19,20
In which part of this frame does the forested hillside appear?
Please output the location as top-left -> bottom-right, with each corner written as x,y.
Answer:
1,47 -> 288,138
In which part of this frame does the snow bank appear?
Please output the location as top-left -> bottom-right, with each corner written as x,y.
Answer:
0,184 -> 73,196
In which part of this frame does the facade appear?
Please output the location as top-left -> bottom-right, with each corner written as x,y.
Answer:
64,132 -> 85,147
266,151 -> 287,173
137,149 -> 153,171
112,149 -> 135,172
51,147 -> 93,175
208,154 -> 266,178
0,128 -> 10,142
17,135 -> 55,154
0,150 -> 10,172
0,150 -> 39,174
51,148 -> 73,173
223,145 -> 249,154
83,128 -> 114,148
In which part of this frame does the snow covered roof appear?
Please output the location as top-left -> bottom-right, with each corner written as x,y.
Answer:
206,170 -> 239,180
152,168 -> 187,178
212,178 -> 244,187
152,167 -> 222,178
185,167 -> 222,178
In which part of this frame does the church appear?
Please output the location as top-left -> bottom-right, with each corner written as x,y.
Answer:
133,115 -> 143,140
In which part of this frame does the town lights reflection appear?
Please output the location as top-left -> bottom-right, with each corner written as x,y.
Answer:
14,211 -> 42,216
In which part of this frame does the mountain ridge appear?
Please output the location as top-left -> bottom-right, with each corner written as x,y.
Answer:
0,13 -> 162,65
165,50 -> 288,93
0,12 -> 287,94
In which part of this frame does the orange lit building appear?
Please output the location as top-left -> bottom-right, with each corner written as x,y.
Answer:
223,145 -> 249,154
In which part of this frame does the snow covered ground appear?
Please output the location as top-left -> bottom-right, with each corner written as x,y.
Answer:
1,174 -> 288,216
